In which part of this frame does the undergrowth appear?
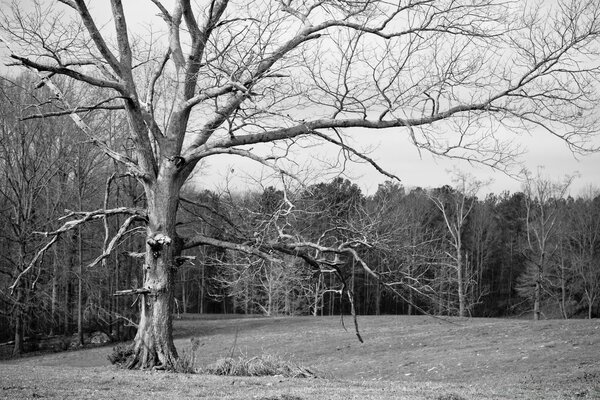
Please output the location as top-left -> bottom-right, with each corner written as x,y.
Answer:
107,343 -> 134,367
202,353 -> 317,378
172,337 -> 200,373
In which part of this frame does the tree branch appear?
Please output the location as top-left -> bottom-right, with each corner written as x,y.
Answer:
182,234 -> 280,264
68,0 -> 122,75
87,215 -> 143,269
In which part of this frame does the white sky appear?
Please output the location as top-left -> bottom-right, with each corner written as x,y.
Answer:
1,0 -> 599,197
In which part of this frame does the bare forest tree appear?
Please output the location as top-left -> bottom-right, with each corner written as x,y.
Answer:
428,172 -> 487,317
565,187 -> 600,319
1,0 -> 600,368
517,169 -> 574,320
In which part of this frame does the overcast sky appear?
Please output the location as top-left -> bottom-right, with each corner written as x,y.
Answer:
194,125 -> 600,197
1,0 -> 599,198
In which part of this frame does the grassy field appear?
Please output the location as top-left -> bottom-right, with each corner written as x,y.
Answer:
1,315 -> 599,399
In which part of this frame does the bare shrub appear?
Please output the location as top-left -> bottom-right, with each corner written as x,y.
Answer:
203,353 -> 316,378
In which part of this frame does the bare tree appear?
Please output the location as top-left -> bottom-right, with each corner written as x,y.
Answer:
428,172 -> 487,317
518,168 -> 574,320
2,0 -> 600,368
566,187 -> 600,319
466,194 -> 498,313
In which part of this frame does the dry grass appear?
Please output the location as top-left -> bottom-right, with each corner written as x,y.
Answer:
203,353 -> 316,378
1,315 -> 600,399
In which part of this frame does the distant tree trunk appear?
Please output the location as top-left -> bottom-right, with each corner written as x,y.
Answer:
267,280 -> 273,316
457,244 -> 466,317
375,279 -> 382,316
64,243 -> 73,335
50,245 -> 60,335
534,261 -> 542,321
77,149 -> 85,347
406,261 -> 413,316
114,253 -> 120,339
285,285 -> 291,316
244,276 -> 250,314
312,274 -> 321,316
560,255 -> 568,319
508,241 -> 514,312
12,286 -> 24,356
181,268 -> 187,314
200,263 -> 205,314
77,225 -> 84,346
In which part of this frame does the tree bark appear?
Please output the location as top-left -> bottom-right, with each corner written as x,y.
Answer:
127,169 -> 181,369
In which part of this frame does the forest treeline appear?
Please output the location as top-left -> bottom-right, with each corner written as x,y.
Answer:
1,76 -> 599,355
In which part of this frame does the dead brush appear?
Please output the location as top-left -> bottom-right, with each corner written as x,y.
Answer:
107,343 -> 134,367
202,353 -> 317,378
172,337 -> 201,373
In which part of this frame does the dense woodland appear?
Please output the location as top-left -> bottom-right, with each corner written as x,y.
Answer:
1,76 -> 599,354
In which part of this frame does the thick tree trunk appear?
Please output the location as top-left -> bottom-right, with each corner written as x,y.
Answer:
128,170 -> 181,369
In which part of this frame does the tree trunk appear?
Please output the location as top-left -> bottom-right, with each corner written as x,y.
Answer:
181,268 -> 187,314
534,253 -> 544,321
533,265 -> 541,321
406,263 -> 412,316
313,284 -> 318,317
64,235 -> 76,334
128,173 -> 181,369
12,287 -> 24,357
200,262 -> 205,314
50,245 -> 59,335
534,280 -> 540,321
375,282 -> 381,316
457,243 -> 466,317
244,278 -> 249,315
560,258 -> 567,319
77,225 -> 84,347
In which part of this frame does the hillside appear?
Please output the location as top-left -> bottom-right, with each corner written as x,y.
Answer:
1,315 -> 599,399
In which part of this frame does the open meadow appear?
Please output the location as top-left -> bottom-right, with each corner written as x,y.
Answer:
1,315 -> 599,399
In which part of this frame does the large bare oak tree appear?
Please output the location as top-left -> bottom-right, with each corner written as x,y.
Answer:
2,0 -> 600,368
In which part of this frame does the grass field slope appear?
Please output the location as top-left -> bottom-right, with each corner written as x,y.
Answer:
1,315 -> 599,399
